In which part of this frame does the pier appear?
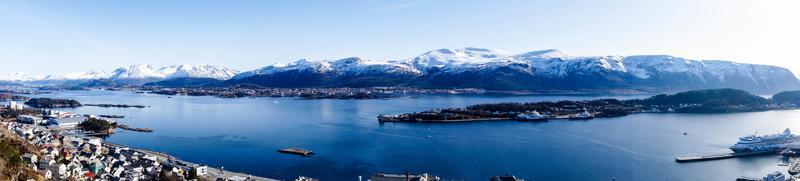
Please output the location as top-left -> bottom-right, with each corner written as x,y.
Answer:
675,151 -> 775,162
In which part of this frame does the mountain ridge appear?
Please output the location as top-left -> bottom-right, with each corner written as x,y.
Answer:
2,48 -> 798,94
224,48 -> 799,94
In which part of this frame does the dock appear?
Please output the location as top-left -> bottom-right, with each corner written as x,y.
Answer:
675,151 -> 775,162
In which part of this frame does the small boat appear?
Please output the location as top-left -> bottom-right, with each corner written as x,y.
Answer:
515,111 -> 549,122
427,135 -> 433,140
780,148 -> 797,157
278,148 -> 314,157
274,100 -> 279,104
683,132 -> 688,136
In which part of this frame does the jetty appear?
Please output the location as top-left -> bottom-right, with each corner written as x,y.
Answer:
99,114 -> 125,118
675,151 -> 775,162
277,148 -> 314,157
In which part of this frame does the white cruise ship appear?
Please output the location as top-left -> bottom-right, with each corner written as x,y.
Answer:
730,128 -> 800,153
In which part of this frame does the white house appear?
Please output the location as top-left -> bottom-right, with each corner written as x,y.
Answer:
195,164 -> 209,176
7,101 -> 24,110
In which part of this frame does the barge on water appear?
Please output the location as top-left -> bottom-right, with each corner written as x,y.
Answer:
277,148 -> 314,157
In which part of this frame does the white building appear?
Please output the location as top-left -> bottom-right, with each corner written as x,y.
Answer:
194,164 -> 208,176
7,101 -> 24,110
43,109 -> 77,119
17,115 -> 43,124
49,117 -> 84,128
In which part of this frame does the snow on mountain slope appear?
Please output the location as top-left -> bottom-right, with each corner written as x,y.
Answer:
160,64 -> 239,80
108,64 -> 237,81
232,57 -> 420,80
233,47 -> 797,82
514,54 -> 627,78
410,47 -> 513,72
231,59 -> 328,80
60,70 -> 111,80
110,64 -> 166,80
2,47 -> 796,93
228,47 -> 798,93
622,55 -> 706,79
330,57 -> 420,75
1,71 -> 110,85
0,72 -> 42,82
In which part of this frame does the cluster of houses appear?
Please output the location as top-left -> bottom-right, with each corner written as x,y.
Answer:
1,121 -> 220,180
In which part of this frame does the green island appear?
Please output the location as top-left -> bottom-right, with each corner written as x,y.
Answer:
79,117 -> 116,134
23,98 -> 82,108
378,88 -> 800,123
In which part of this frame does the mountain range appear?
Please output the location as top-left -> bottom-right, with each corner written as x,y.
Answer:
1,64 -> 238,86
2,48 -> 799,94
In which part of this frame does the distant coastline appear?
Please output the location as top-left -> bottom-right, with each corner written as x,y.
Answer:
379,89 -> 800,123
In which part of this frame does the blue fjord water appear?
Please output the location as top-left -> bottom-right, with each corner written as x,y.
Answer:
30,90 -> 800,180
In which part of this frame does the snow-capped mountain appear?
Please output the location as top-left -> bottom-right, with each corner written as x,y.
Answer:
232,58 -> 420,80
0,71 -> 111,82
159,64 -> 239,80
0,72 -> 43,82
227,57 -> 421,87
410,47 -> 513,72
105,64 -> 238,85
229,48 -> 799,93
58,70 -> 111,80
0,64 -> 237,86
2,48 -> 798,93
110,64 -> 167,80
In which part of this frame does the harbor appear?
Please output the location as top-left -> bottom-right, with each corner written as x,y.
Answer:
4,89 -> 800,180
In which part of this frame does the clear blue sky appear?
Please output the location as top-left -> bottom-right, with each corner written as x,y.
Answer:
1,0 -> 798,75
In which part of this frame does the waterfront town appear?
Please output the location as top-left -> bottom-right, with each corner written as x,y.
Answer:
0,98 -> 305,180
3,88 -> 800,180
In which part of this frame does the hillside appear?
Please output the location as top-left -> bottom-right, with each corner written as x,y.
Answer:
226,48 -> 800,94
773,90 -> 800,104
0,124 -> 43,180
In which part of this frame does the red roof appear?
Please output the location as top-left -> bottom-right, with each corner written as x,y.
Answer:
84,171 -> 95,179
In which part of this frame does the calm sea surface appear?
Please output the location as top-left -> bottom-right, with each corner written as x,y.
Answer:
25,90 -> 800,180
